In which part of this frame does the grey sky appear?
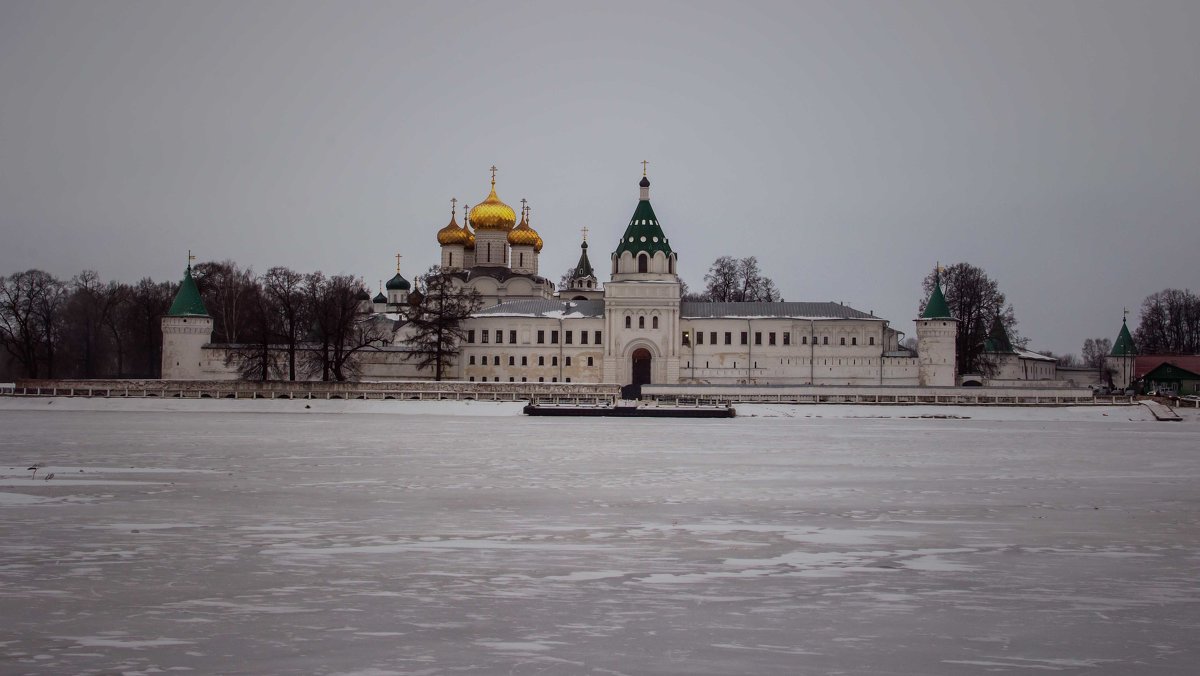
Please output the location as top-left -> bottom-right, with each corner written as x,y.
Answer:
2,0 -> 1197,356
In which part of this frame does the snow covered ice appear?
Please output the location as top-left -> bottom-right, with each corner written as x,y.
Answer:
1,399 -> 1198,674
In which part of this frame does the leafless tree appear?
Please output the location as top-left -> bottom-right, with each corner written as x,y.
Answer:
303,273 -> 385,381
263,266 -> 307,380
404,266 -> 481,380
701,256 -> 782,302
1134,289 -> 1200,354
920,263 -> 1018,377
192,260 -> 255,344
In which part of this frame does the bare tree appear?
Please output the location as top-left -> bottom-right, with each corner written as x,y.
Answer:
920,263 -> 1018,377
1134,289 -> 1200,354
224,279 -> 283,381
403,266 -> 481,380
193,260 -> 255,344
1081,338 -> 1113,368
263,266 -> 307,380
303,273 -> 386,381
0,270 -> 54,377
701,256 -> 782,302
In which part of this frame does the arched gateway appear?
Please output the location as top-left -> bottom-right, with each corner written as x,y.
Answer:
631,348 -> 652,387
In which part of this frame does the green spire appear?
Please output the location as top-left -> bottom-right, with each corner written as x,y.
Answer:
984,315 -> 1015,353
1111,317 -> 1137,356
921,267 -> 953,319
614,174 -> 673,258
573,240 -> 594,279
167,263 -> 208,317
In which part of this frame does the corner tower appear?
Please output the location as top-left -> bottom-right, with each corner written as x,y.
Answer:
161,255 -> 213,379
916,267 -> 958,386
603,166 -> 682,388
1104,314 -> 1138,389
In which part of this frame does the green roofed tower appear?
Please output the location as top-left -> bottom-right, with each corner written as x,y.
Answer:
1111,317 -> 1137,356
921,268 -> 953,320
984,315 -> 1015,353
167,262 -> 208,317
614,174 -> 674,259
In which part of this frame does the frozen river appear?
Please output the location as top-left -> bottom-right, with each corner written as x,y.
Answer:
1,400 -> 1198,675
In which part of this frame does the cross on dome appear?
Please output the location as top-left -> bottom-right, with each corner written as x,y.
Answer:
641,160 -> 649,176
581,226 -> 589,242
395,253 -> 402,273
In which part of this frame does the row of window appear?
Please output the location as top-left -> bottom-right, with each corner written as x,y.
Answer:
469,376 -> 572,382
467,329 -> 602,345
624,315 -> 660,329
468,355 -> 596,367
681,331 -> 876,347
684,357 -> 895,369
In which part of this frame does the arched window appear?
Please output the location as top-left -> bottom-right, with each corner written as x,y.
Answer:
639,316 -> 645,329
669,256 -> 675,274
840,337 -> 846,346
519,253 -> 524,267
638,254 -> 648,273
625,315 -> 632,329
652,316 -> 659,329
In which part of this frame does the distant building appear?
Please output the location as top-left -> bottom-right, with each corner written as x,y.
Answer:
163,167 -> 982,387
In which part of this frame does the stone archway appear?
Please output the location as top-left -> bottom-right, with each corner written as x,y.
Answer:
632,348 -> 652,387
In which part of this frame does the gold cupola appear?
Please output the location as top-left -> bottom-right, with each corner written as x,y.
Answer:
508,203 -> 541,248
468,166 -> 517,231
436,198 -> 470,246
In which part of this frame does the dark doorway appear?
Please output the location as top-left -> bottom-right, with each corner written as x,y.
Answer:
632,348 -> 652,387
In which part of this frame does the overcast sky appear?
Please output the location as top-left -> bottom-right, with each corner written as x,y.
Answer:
2,0 -> 1197,356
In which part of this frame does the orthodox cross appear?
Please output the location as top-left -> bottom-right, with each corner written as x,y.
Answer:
1123,306 -> 1129,322
490,165 -> 497,184
450,197 -> 457,216
395,253 -> 402,273
463,203 -> 470,223
641,160 -> 649,176
520,197 -> 527,215
187,249 -> 196,266
581,226 -> 589,242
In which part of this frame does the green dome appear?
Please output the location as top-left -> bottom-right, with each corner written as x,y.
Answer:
385,273 -> 411,291
373,292 -> 387,304
614,176 -> 673,258
355,287 -> 371,301
921,269 -> 953,320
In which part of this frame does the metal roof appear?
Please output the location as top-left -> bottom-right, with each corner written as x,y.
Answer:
474,299 -> 606,318
680,301 -> 880,320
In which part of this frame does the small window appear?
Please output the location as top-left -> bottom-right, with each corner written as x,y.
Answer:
493,356 -> 500,365
469,376 -> 475,381
521,377 -> 527,382
823,336 -> 829,345
755,332 -> 762,345
552,377 -> 558,383
625,316 -> 632,329
508,356 -> 515,366
587,356 -> 594,366
565,331 -> 573,345
840,337 -> 846,346
494,377 -> 500,382
652,316 -> 659,329
741,332 -> 748,345
538,376 -> 545,382
802,335 -> 808,345
509,330 -> 517,344
552,356 -> 558,366
638,316 -> 645,329
696,331 -> 704,345
509,376 -> 515,382
467,330 -> 475,343
482,332 -> 489,344
725,332 -> 732,345
551,330 -> 559,344
565,377 -> 571,383
638,254 -> 648,273
521,356 -> 528,366
783,333 -> 790,346
538,356 -> 545,366
565,357 -> 572,366
537,330 -> 545,344
682,332 -> 691,346
495,330 -> 503,344
481,354 -> 487,363
595,331 -> 602,344
769,332 -> 776,346
469,355 -> 476,365
581,332 -> 589,345
710,331 -> 717,345
851,337 -> 857,346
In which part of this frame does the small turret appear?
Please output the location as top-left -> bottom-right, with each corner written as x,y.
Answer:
916,265 -> 958,386
1104,312 -> 1138,389
161,252 -> 214,380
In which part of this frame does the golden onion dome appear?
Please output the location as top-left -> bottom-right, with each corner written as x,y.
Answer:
468,174 -> 516,231
436,213 -> 469,246
534,233 -> 543,253
507,208 -> 541,247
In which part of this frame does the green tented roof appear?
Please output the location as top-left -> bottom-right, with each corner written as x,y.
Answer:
983,315 -> 1015,353
1111,319 -> 1137,356
385,273 -> 411,291
921,270 -> 953,319
614,188 -> 673,258
167,266 -> 209,317
573,241 -> 595,279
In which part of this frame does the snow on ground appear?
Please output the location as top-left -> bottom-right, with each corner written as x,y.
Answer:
0,401 -> 1198,674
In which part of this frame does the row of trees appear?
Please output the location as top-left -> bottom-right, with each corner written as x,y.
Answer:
1134,289 -> 1200,355
1,270 -> 175,380
919,262 -> 1020,377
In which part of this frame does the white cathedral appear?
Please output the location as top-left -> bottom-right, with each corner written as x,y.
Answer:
163,167 -> 966,388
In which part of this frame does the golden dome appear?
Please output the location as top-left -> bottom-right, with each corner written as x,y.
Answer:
436,213 -> 469,246
534,234 -> 543,253
468,175 -> 516,231
507,208 -> 541,248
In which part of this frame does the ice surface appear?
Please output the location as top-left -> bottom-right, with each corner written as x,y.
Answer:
0,399 -> 1197,674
